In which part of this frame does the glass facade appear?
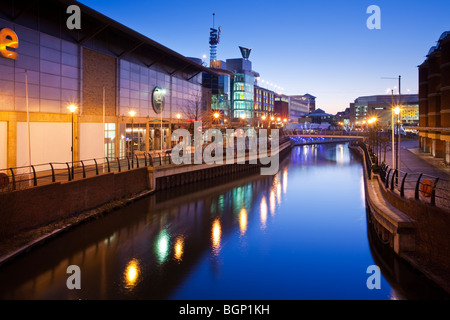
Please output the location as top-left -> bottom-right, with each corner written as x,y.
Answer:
0,19 -> 80,113
119,59 -> 202,151
203,73 -> 231,116
232,73 -> 254,119
119,60 -> 202,119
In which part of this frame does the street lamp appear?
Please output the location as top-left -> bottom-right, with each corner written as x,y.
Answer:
368,117 -> 378,164
129,110 -> 136,165
214,112 -> 220,126
68,105 -> 78,179
394,106 -> 401,172
176,113 -> 181,127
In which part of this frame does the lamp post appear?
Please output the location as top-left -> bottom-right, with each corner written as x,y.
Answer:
394,106 -> 401,172
176,113 -> 181,127
261,115 -> 266,129
129,110 -> 136,166
68,105 -> 77,179
391,90 -> 395,169
368,117 -> 378,164
160,89 -> 166,151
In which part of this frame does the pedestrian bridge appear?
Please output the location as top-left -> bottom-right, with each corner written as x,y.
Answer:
286,130 -> 366,146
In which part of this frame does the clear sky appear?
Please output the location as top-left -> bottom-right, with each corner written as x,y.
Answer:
78,0 -> 450,114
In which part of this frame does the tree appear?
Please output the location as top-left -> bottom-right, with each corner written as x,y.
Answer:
179,89 -> 214,133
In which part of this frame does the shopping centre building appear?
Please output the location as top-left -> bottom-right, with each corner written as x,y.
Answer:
0,0 -> 216,170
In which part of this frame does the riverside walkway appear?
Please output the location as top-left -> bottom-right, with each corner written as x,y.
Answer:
380,139 -> 450,211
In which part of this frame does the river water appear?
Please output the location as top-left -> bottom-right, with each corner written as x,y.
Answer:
0,143 -> 448,300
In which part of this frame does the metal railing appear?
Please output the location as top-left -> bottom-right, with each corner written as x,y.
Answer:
379,163 -> 450,210
0,151 -> 174,192
0,136 -> 291,193
350,141 -> 450,211
287,129 -> 367,137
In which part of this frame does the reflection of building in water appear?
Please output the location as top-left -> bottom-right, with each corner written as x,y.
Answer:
123,259 -> 141,291
239,208 -> 248,235
174,236 -> 185,262
0,167 -> 288,299
211,218 -> 222,256
260,197 -> 268,230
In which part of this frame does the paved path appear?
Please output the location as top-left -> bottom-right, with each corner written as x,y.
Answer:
376,138 -> 450,211
381,139 -> 450,180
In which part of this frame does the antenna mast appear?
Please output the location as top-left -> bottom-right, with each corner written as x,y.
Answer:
209,13 -> 220,64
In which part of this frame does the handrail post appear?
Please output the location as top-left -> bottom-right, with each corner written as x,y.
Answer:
149,153 -> 153,167
66,162 -> 72,181
415,173 -> 423,200
135,154 -> 139,168
117,157 -> 121,172
126,156 -> 130,170
144,153 -> 147,167
9,168 -> 16,190
385,169 -> 392,189
391,170 -> 398,191
81,161 -> 86,178
49,163 -> 56,182
31,165 -> 37,186
400,172 -> 408,197
94,159 -> 99,175
106,157 -> 111,173
431,178 -> 440,206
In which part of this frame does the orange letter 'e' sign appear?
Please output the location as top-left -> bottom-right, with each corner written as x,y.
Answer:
0,28 -> 19,60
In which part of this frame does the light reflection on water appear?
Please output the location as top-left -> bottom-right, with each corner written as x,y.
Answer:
0,143 -> 449,300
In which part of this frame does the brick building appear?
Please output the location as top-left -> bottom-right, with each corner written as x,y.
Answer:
418,31 -> 450,164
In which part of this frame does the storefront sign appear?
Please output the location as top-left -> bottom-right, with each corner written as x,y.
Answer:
152,87 -> 165,114
0,28 -> 19,60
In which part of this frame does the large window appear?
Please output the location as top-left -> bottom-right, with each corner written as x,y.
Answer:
104,123 -> 116,160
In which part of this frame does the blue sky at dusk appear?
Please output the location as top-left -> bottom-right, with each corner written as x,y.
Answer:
78,0 -> 450,114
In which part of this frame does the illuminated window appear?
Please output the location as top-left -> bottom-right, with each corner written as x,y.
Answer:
105,123 -> 116,159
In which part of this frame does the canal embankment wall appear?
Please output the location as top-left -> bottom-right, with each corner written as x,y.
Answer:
349,143 -> 450,293
0,139 -> 292,242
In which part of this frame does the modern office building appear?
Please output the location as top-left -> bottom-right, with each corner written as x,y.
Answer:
0,0 -> 216,170
290,94 -> 316,113
225,57 -> 259,121
418,31 -> 450,163
274,94 -> 289,122
335,108 -> 351,127
349,94 -> 419,129
202,60 -> 232,121
288,96 -> 310,122
254,85 -> 275,125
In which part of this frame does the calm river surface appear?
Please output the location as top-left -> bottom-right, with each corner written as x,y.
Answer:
0,143 -> 448,300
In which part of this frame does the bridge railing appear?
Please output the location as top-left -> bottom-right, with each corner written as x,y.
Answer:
287,129 -> 367,137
